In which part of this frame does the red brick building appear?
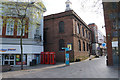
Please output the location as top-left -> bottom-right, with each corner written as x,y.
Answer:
88,23 -> 99,55
44,10 -> 92,62
103,2 -> 120,65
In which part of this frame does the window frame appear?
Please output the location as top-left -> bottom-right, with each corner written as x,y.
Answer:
83,41 -> 85,51
78,40 -> 81,51
17,20 -> 25,36
0,18 -> 3,35
6,18 -> 15,36
77,23 -> 80,34
59,39 -> 65,51
59,21 -> 64,33
82,27 -> 84,37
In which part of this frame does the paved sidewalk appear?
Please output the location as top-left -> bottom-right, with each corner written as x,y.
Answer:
2,56 -> 119,78
10,62 -> 65,72
7,55 -> 98,72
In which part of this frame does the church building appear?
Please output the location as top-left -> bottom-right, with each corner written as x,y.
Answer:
44,0 -> 92,62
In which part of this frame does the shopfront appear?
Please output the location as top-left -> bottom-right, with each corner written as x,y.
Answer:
2,54 -> 27,66
0,44 -> 43,66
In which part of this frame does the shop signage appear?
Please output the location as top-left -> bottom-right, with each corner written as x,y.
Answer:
67,43 -> 72,51
0,48 -> 16,52
102,43 -> 106,47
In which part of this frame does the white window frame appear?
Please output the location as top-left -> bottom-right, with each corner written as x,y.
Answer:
17,20 -> 25,36
0,17 -> 3,35
6,18 -> 14,35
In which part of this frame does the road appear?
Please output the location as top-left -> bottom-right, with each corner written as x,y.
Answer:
2,56 -> 119,78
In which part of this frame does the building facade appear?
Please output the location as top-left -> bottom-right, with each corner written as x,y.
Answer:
98,30 -> 106,56
103,2 -> 120,65
0,1 -> 46,66
44,0 -> 92,62
88,23 -> 99,55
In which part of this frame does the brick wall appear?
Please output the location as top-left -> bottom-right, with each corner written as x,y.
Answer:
44,10 -> 91,62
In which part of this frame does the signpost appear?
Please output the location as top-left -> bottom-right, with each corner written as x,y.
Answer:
62,47 -> 70,66
65,53 -> 69,66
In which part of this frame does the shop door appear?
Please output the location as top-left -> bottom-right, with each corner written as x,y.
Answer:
112,47 -> 119,65
4,54 -> 15,66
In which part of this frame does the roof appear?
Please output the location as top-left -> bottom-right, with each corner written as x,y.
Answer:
1,1 -> 46,12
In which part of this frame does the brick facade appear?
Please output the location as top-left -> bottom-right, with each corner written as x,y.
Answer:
44,10 -> 92,62
103,2 -> 120,65
1,16 -> 29,38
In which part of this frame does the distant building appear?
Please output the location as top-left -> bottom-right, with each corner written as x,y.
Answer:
103,2 -> 120,65
88,23 -> 99,55
98,30 -> 106,56
0,1 -> 46,66
44,0 -> 92,62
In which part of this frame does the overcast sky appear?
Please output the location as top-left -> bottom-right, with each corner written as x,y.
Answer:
43,0 -> 106,36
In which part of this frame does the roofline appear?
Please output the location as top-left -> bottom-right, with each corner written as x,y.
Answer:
44,10 -> 91,31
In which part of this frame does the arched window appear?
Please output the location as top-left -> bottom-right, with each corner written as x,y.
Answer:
59,39 -> 65,51
78,40 -> 81,51
86,30 -> 87,38
82,27 -> 84,37
87,43 -> 89,51
6,18 -> 14,35
59,21 -> 64,33
83,41 -> 85,51
77,24 -> 80,34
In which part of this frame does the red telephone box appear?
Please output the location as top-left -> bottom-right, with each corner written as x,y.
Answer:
45,52 -> 50,64
49,52 -> 56,64
41,52 -> 45,64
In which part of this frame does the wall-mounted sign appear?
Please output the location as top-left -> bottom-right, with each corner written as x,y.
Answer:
102,43 -> 106,47
0,49 -> 7,52
67,43 -> 72,51
0,48 -> 16,52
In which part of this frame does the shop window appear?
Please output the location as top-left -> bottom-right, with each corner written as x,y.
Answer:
5,61 -> 8,65
6,18 -> 14,35
10,55 -> 14,59
59,39 -> 65,51
16,54 -> 27,65
59,21 -> 64,33
10,61 -> 14,65
5,54 -> 9,60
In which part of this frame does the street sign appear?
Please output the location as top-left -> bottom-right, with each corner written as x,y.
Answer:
65,53 -> 69,66
67,43 -> 72,51
102,43 -> 106,47
62,47 -> 69,51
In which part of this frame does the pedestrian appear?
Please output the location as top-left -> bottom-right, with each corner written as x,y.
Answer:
89,54 -> 91,60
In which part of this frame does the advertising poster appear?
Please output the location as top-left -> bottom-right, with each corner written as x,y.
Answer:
65,53 -> 70,66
